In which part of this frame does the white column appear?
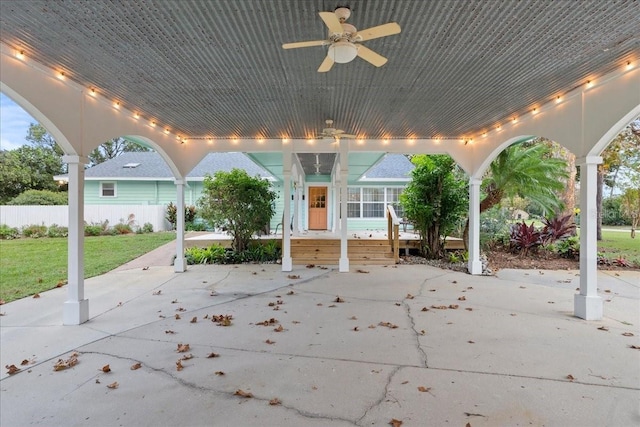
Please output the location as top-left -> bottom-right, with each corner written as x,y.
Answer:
339,140 -> 349,272
62,155 -> 89,325
173,179 -> 187,272
575,156 -> 603,320
332,181 -> 339,233
292,177 -> 300,237
468,178 -> 482,274
281,150 -> 293,271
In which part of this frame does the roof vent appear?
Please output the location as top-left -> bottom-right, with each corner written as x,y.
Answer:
123,162 -> 140,168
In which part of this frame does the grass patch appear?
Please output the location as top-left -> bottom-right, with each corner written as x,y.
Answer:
0,232 -> 175,303
597,229 -> 640,265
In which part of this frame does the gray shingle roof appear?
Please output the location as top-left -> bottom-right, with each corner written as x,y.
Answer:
360,154 -> 413,180
82,152 -> 274,180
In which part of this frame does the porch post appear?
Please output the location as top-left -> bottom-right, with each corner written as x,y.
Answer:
468,178 -> 482,274
575,156 -> 603,320
62,155 -> 89,325
339,140 -> 349,272
292,176 -> 300,237
332,176 -> 339,233
282,150 -> 293,271
174,179 -> 187,272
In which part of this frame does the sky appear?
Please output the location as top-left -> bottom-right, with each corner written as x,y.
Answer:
0,92 -> 37,151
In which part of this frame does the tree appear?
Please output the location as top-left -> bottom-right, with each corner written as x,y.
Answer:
620,188 -> 639,238
88,137 -> 151,166
463,141 -> 569,248
197,169 -> 277,252
400,155 -> 468,259
0,146 -> 64,203
26,123 -> 62,155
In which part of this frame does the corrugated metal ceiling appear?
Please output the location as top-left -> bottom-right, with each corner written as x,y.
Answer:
1,0 -> 638,140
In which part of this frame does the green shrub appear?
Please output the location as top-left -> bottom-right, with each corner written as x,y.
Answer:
555,236 -> 580,259
84,224 -> 102,236
602,196 -> 631,226
166,202 -> 197,230
185,244 -> 226,264
142,222 -> 154,233
8,190 -> 68,205
186,221 -> 207,231
22,224 -> 48,238
480,206 -> 511,248
113,223 -> 133,234
47,224 -> 68,238
0,224 -> 20,240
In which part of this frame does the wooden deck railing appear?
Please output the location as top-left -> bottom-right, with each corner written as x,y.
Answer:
386,205 -> 400,263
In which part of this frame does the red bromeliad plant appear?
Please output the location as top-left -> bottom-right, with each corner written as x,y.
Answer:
541,213 -> 576,244
509,221 -> 543,256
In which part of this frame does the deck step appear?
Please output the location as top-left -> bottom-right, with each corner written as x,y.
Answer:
291,238 -> 395,266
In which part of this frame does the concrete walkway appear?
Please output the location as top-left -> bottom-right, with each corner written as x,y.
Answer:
1,260 -> 638,426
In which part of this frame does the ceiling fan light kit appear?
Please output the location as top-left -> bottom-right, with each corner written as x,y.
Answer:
282,7 -> 401,72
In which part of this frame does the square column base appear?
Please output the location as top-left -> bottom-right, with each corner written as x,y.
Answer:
574,294 -> 603,320
339,258 -> 349,273
281,257 -> 293,272
63,299 -> 89,325
468,260 -> 482,275
174,256 -> 187,273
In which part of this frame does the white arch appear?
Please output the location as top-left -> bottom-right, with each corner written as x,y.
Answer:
589,103 -> 640,156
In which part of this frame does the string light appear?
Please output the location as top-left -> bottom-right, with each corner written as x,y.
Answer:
532,108 -> 538,115
113,101 -> 120,109
57,71 -> 66,80
150,121 -> 156,127
586,80 -> 593,88
626,61 -> 633,70
15,49 -> 25,60
555,95 -> 562,103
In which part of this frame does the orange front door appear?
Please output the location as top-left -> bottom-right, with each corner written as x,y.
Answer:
308,186 -> 327,230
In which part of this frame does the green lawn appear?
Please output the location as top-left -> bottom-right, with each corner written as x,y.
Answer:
0,232 -> 175,303
596,229 -> 640,264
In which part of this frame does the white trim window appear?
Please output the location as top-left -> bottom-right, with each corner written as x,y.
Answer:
100,182 -> 116,197
347,187 -> 405,219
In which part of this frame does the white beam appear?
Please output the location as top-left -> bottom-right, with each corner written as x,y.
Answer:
173,180 -> 187,272
281,147 -> 293,271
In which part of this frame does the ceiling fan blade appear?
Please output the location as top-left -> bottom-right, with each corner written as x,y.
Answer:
357,45 -> 388,67
357,22 -> 401,41
282,40 -> 326,49
319,11 -> 343,35
317,55 -> 334,72
340,134 -> 357,138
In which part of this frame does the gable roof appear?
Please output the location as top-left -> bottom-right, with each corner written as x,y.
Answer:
359,154 -> 414,181
80,152 -> 274,181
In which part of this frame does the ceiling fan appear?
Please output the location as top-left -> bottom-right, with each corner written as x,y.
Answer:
317,119 -> 356,140
282,7 -> 401,72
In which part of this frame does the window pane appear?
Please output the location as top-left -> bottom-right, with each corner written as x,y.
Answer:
347,203 -> 360,218
348,187 -> 360,202
102,183 -> 115,197
363,203 -> 384,218
363,188 -> 384,202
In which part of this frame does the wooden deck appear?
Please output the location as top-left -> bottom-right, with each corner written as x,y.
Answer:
185,231 -> 465,266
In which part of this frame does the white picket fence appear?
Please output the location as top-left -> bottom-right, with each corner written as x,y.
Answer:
0,205 -> 170,232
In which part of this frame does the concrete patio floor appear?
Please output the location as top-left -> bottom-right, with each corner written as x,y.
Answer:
1,258 -> 639,426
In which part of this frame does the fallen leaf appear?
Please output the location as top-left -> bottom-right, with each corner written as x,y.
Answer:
175,314 -> 181,320
467,287 -> 473,290
465,308 -> 473,311
165,330 -> 176,334
378,321 -> 398,329
287,274 -> 300,279
101,364 -> 111,373
421,307 -> 429,312
5,364 -> 20,375
274,324 -> 285,332
212,314 -> 233,326
252,272 -> 257,275
431,305 -> 447,310
142,266 -> 149,270
389,419 -> 403,427
510,313 -> 517,316
458,296 -> 466,301
356,269 -> 370,274
429,289 -> 437,292
130,362 -> 142,370
176,307 -> 186,312
203,314 -> 209,319
277,300 -> 284,305
176,360 -> 184,371
171,299 -> 178,303
306,264 -> 315,268
420,330 -> 426,335
368,324 -> 376,329
353,326 -> 359,331
268,302 -> 276,307
53,352 -> 79,371
152,290 -> 162,295
181,353 -> 194,360
622,332 -> 634,337
177,343 -> 190,352
566,374 -> 576,381
449,304 -> 459,309
265,339 -> 275,345
597,326 -> 609,331
629,345 -> 640,349
106,381 -> 119,389
234,389 -> 253,398
117,302 -> 123,307
328,304 -> 337,308
95,379 -> 100,384
350,316 -> 358,320
334,296 -> 344,303
417,386 -> 432,393
256,318 -> 278,326
287,290 -> 295,295
292,320 -> 300,324
468,340 -> 475,344
395,303 -> 401,306
604,289 -> 611,293
214,371 -> 225,375
32,293 -> 40,299
190,316 -> 197,323
269,398 -> 281,405
0,299 -> 4,305
209,291 -> 217,296
401,380 -> 409,384
20,359 -> 30,366
406,294 -> 414,299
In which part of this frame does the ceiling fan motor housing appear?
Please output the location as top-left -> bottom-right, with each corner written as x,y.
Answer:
329,40 -> 358,63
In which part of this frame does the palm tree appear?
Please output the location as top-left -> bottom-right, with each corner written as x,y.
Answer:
464,141 -> 569,247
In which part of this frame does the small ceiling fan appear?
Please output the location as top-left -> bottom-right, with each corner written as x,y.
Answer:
282,7 -> 401,72
317,119 -> 356,140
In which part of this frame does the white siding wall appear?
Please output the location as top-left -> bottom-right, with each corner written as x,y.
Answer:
1,205 -> 169,231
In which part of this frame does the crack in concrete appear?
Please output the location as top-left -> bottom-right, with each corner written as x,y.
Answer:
402,300 -> 429,368
356,365 -> 402,425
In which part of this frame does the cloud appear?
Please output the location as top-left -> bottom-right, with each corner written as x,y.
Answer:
0,93 -> 37,150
